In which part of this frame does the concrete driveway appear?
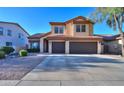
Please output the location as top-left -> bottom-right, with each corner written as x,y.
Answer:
15,54 -> 124,86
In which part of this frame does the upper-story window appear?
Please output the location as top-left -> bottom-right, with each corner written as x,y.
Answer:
54,26 -> 64,34
7,30 -> 12,36
75,24 -> 86,32
18,33 -> 21,38
76,25 -> 80,32
18,33 -> 24,39
0,27 -> 3,36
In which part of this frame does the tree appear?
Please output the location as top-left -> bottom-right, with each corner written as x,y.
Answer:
91,7 -> 124,56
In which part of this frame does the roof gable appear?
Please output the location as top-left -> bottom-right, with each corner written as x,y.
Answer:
49,16 -> 94,25
66,16 -> 94,24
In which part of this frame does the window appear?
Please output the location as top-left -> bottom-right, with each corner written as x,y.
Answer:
60,27 -> 64,33
76,25 -> 80,32
0,27 -> 3,36
18,33 -> 21,38
54,26 -> 64,34
31,42 -> 39,49
75,24 -> 86,32
7,30 -> 12,36
81,25 -> 86,32
54,27 -> 59,33
6,42 -> 12,46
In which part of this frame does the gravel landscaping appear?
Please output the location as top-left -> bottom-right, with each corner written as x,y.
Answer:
0,55 -> 46,80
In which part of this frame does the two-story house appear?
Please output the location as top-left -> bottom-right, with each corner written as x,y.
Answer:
0,21 -> 29,52
29,16 -> 103,54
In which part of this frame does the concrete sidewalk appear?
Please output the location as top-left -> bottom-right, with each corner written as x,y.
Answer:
1,80 -> 124,86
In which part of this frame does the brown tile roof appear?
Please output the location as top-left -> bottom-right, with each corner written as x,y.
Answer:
29,39 -> 40,42
28,33 -> 45,39
94,34 -> 120,41
28,32 -> 51,39
46,35 -> 102,41
114,34 -> 124,40
49,22 -> 65,25
49,16 -> 94,25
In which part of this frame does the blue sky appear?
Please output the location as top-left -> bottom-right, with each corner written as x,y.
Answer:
0,7 -> 119,35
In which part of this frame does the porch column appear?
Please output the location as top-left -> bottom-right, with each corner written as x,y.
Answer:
48,41 -> 52,54
65,41 -> 69,54
97,41 -> 102,54
40,38 -> 44,53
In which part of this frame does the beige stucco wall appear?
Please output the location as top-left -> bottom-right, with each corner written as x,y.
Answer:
65,22 -> 74,36
40,33 -> 52,52
50,22 -> 93,37
89,23 -> 93,36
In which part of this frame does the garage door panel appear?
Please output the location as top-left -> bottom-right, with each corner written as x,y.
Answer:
52,42 -> 65,53
70,42 -> 97,54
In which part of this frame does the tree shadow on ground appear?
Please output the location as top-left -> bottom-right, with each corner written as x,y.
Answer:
34,56 -> 124,72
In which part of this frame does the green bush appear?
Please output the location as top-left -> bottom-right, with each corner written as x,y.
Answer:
19,50 -> 28,57
0,46 -> 15,54
27,48 -> 40,53
0,51 -> 5,59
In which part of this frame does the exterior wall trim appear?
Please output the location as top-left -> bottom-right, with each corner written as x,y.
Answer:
48,41 -> 52,54
97,41 -> 102,54
65,41 -> 69,54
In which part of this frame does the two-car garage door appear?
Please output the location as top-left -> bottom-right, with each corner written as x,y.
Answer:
52,42 -> 97,54
69,42 -> 97,54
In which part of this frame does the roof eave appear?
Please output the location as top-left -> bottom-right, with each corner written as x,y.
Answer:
0,21 -> 30,36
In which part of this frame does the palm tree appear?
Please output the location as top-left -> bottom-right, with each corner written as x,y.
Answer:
91,7 -> 124,56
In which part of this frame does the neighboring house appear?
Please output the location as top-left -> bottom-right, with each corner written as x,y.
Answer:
0,21 -> 29,52
29,16 -> 103,54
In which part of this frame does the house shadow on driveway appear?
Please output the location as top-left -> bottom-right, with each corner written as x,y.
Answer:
33,55 -> 124,72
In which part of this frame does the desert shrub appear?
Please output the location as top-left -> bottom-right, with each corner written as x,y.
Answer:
19,50 -> 28,57
0,46 -> 15,54
0,51 -> 5,59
